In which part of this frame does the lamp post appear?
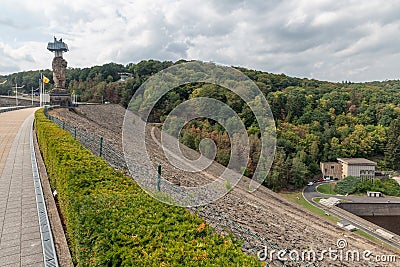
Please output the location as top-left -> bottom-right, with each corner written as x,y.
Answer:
15,83 -> 25,106
32,87 -> 39,106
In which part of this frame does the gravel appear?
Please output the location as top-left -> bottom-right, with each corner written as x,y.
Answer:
49,105 -> 397,267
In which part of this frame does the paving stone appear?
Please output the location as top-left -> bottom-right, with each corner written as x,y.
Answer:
0,253 -> 20,265
0,108 -> 44,266
0,237 -> 20,248
21,253 -> 43,265
0,232 -> 20,242
21,231 -> 40,242
21,243 -> 42,257
21,238 -> 41,250
0,245 -> 20,257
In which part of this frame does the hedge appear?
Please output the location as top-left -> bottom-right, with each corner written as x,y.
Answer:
35,109 -> 260,266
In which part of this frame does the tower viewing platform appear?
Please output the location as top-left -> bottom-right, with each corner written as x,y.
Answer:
47,37 -> 71,106
47,37 -> 69,57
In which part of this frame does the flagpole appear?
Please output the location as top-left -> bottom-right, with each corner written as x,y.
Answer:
42,73 -> 44,106
39,73 -> 42,107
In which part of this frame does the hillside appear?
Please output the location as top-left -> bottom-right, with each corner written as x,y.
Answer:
2,60 -> 400,190
49,104 -> 398,266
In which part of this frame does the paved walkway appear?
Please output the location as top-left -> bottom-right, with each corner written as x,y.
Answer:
0,108 -> 44,266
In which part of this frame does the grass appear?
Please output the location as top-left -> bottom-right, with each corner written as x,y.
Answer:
354,229 -> 400,254
281,190 -> 400,253
354,229 -> 381,243
314,197 -> 323,202
316,183 -> 336,195
279,192 -> 339,223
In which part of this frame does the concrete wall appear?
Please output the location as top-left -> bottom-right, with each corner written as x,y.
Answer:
337,203 -> 400,216
320,162 -> 342,179
0,96 -> 39,107
342,163 -> 375,178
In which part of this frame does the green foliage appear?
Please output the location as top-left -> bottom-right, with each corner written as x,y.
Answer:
35,109 -> 260,267
357,178 -> 400,197
335,176 -> 400,197
335,176 -> 360,195
5,59 -> 400,190
385,119 -> 400,170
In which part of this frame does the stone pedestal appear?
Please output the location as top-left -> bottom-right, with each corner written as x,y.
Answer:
49,92 -> 72,106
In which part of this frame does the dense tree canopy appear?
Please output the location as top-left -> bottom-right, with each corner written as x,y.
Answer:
2,59 -> 400,190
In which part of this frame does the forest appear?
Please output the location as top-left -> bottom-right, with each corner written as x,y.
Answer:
1,59 -> 400,190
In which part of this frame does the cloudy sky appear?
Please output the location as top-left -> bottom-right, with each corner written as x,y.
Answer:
1,0 -> 400,82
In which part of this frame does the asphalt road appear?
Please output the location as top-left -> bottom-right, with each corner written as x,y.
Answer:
304,181 -> 400,203
303,181 -> 400,250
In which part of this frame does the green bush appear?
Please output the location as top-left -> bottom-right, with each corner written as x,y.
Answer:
357,178 -> 400,197
335,176 -> 360,195
35,109 -> 260,266
335,176 -> 400,197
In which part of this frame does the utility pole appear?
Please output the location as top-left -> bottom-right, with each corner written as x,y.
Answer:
31,87 -> 39,106
15,83 -> 25,106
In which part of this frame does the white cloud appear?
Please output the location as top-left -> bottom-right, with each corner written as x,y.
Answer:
1,0 -> 400,82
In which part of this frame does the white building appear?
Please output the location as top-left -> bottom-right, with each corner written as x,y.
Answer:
118,72 -> 133,82
337,158 -> 376,179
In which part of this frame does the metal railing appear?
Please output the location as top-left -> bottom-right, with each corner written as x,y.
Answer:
0,105 -> 35,113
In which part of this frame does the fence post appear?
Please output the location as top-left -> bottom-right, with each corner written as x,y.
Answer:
74,127 -> 77,139
157,164 -> 161,191
62,121 -> 65,130
99,137 -> 103,157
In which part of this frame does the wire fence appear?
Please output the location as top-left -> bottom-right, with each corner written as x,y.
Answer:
42,106 -> 315,267
43,106 -> 127,170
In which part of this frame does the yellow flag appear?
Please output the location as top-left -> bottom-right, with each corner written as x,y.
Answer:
43,75 -> 50,84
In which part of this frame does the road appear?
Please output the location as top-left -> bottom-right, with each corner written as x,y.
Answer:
303,182 -> 400,250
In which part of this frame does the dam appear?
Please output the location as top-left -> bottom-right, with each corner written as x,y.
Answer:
337,203 -> 400,235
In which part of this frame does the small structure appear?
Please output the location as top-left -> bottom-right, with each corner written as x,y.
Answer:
47,37 -> 71,106
320,162 -> 342,180
118,72 -> 133,82
367,191 -> 382,197
376,229 -> 394,239
337,220 -> 357,231
337,158 -> 376,179
319,197 -> 341,207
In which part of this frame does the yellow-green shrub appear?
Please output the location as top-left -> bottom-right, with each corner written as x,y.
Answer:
35,109 -> 260,266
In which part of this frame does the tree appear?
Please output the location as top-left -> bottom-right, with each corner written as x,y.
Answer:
290,154 -> 308,188
385,119 -> 400,170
